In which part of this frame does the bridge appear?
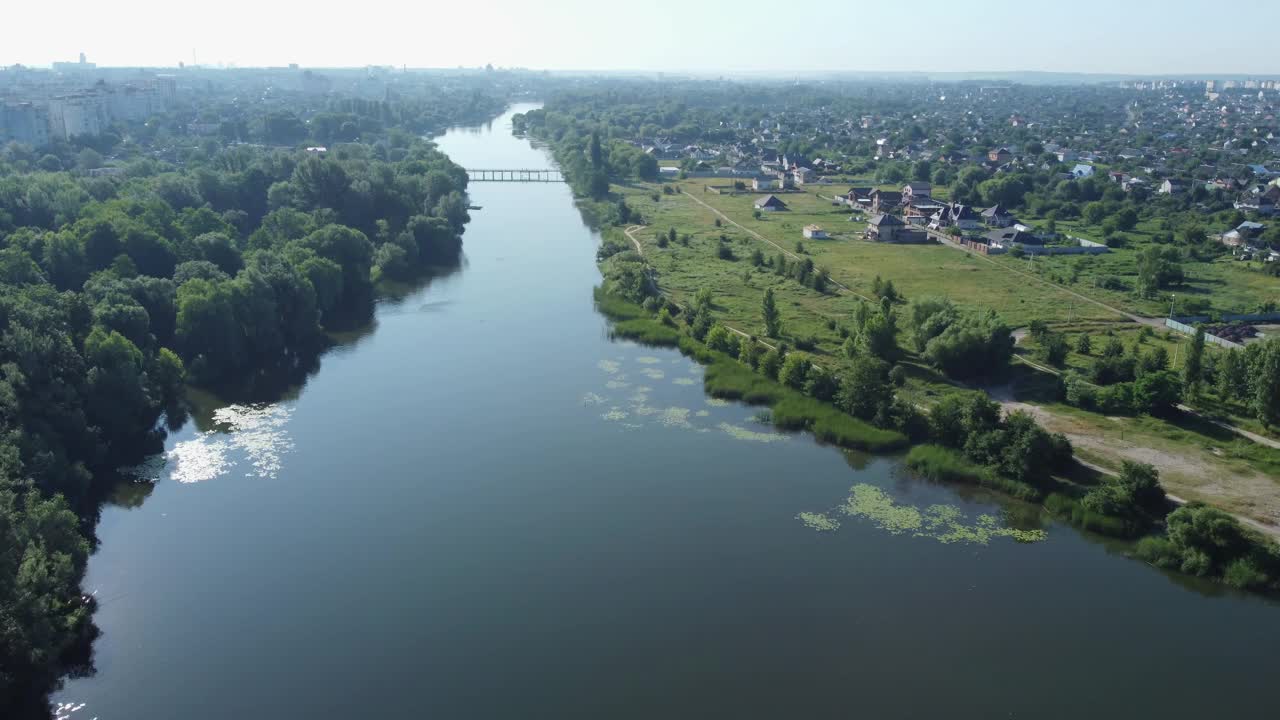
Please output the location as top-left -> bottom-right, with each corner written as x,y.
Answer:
467,168 -> 565,183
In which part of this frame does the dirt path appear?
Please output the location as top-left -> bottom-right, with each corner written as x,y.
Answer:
623,224 -> 646,255
932,232 -> 1162,328
1177,407 -> 1280,451
986,383 -> 1280,539
632,202 -> 1280,536
624,223 -> 780,353
1008,334 -> 1280,452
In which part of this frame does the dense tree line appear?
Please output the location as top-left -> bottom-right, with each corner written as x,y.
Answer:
0,114 -> 472,714
515,113 -> 659,199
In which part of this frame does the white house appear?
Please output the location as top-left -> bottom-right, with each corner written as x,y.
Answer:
802,224 -> 828,240
1072,164 -> 1095,179
751,176 -> 778,191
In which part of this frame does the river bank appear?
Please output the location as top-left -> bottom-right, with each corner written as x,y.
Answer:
46,103 -> 1280,720
556,133 -> 1280,595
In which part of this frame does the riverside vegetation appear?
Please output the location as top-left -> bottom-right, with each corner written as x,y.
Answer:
567,115 -> 1280,595
0,92 -> 482,716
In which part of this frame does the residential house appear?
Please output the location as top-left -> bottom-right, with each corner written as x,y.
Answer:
1072,164 -> 1096,179
802,224 -> 828,240
754,195 -> 789,212
1159,179 -> 1183,195
902,181 -> 932,201
1123,176 -> 1149,193
980,204 -> 1016,228
903,196 -> 945,223
986,228 -> 1042,247
842,187 -> 873,208
1237,221 -> 1267,239
930,203 -> 982,231
989,147 -> 1013,163
752,176 -> 778,191
792,166 -> 817,185
867,213 -> 908,242
1235,191 -> 1276,215
1055,149 -> 1078,163
1208,177 -> 1240,192
869,189 -> 903,214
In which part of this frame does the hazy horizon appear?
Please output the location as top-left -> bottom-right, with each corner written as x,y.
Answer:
7,0 -> 1279,77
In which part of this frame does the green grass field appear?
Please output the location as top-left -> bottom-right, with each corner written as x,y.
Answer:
998,213 -> 1280,318
626,182 -> 1124,327
606,179 -> 1280,530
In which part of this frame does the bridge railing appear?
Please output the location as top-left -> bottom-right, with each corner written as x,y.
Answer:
466,169 -> 566,182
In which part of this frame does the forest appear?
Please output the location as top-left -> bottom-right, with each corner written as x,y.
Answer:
0,98 -> 477,714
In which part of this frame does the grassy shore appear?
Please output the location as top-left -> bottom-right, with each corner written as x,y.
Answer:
595,289 -> 908,453
602,178 -> 1280,532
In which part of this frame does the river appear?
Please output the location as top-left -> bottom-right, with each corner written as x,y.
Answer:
53,104 -> 1280,719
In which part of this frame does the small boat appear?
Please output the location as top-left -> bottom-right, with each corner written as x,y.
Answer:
467,205 -> 483,210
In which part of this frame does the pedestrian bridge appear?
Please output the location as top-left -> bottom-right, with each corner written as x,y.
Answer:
467,168 -> 565,183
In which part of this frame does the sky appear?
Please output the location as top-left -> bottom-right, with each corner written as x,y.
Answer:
5,0 -> 1278,76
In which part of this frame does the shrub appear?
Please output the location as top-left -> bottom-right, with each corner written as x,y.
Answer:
907,445 -> 1041,501
1045,493 -> 1140,537
889,365 -> 907,387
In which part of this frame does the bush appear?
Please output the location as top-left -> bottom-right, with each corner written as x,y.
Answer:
1135,535 -> 1180,568
774,395 -> 907,452
1045,493 -> 1141,537
906,445 -> 1041,501
1224,557 -> 1270,590
889,365 -> 907,387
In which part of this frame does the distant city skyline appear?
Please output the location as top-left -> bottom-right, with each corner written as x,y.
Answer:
5,0 -> 1280,76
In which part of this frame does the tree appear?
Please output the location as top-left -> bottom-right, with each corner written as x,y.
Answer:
908,297 -> 957,352
1076,333 -> 1092,355
704,325 -> 737,355
836,356 -> 892,420
588,132 -> 603,169
292,224 -> 374,304
1116,461 -> 1166,511
778,353 -> 812,389
1184,326 -> 1205,396
1133,370 -> 1181,416
759,348 -> 783,379
762,288 -> 781,337
1112,207 -> 1139,232
1217,349 -> 1247,401
1136,246 -> 1183,298
1102,334 -> 1125,358
82,326 -> 155,456
1042,332 -> 1069,367
175,278 -> 246,381
1250,339 -> 1280,427
858,310 -> 897,360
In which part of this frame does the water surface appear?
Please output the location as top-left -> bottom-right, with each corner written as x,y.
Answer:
55,104 -> 1280,720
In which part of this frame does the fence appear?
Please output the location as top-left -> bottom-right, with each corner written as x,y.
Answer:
1017,244 -> 1110,256
1072,236 -> 1109,249
926,228 -> 1007,254
1173,312 -> 1280,324
1164,318 -> 1244,349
